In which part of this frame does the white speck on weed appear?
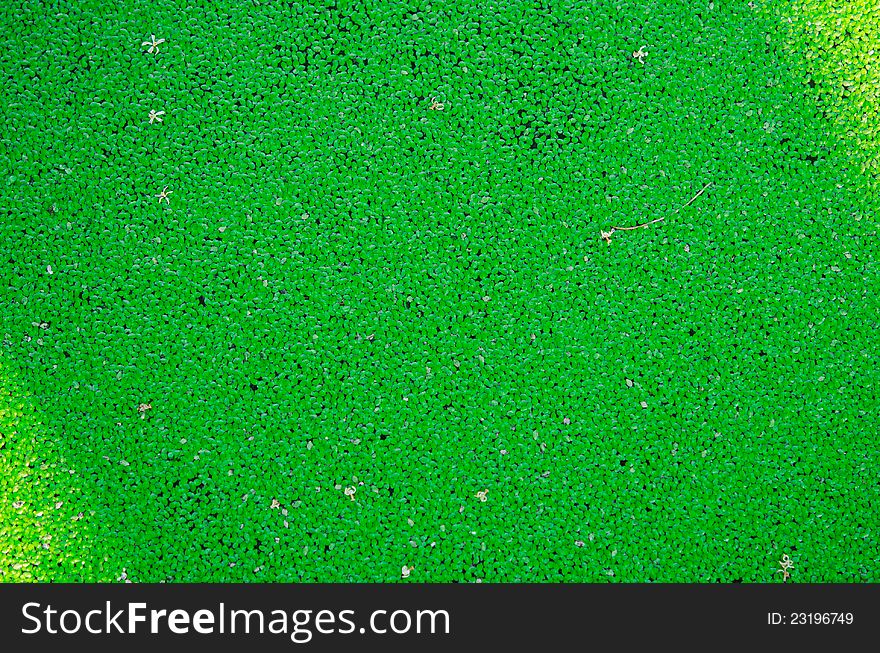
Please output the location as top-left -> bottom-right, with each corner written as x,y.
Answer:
142,35 -> 166,54
632,46 -> 648,64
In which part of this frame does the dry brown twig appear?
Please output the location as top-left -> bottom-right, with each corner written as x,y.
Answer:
601,182 -> 712,244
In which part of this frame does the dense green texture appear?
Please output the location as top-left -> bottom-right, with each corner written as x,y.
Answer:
782,0 -> 880,178
1,1 -> 877,582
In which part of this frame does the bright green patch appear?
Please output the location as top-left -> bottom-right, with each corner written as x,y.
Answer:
1,1 -> 877,582
779,0 -> 880,178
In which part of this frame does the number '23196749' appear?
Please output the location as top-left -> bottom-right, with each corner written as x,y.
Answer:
768,612 -> 854,625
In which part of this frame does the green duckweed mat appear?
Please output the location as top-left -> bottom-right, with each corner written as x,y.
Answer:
1,0 -> 877,582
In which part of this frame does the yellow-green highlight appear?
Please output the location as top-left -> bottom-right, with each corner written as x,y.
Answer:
0,360 -> 114,581
777,0 -> 880,179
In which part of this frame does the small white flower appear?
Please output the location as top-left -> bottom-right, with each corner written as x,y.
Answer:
156,186 -> 171,204
632,46 -> 648,64
148,109 -> 165,124
142,35 -> 166,54
777,553 -> 794,581
401,565 -> 414,578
